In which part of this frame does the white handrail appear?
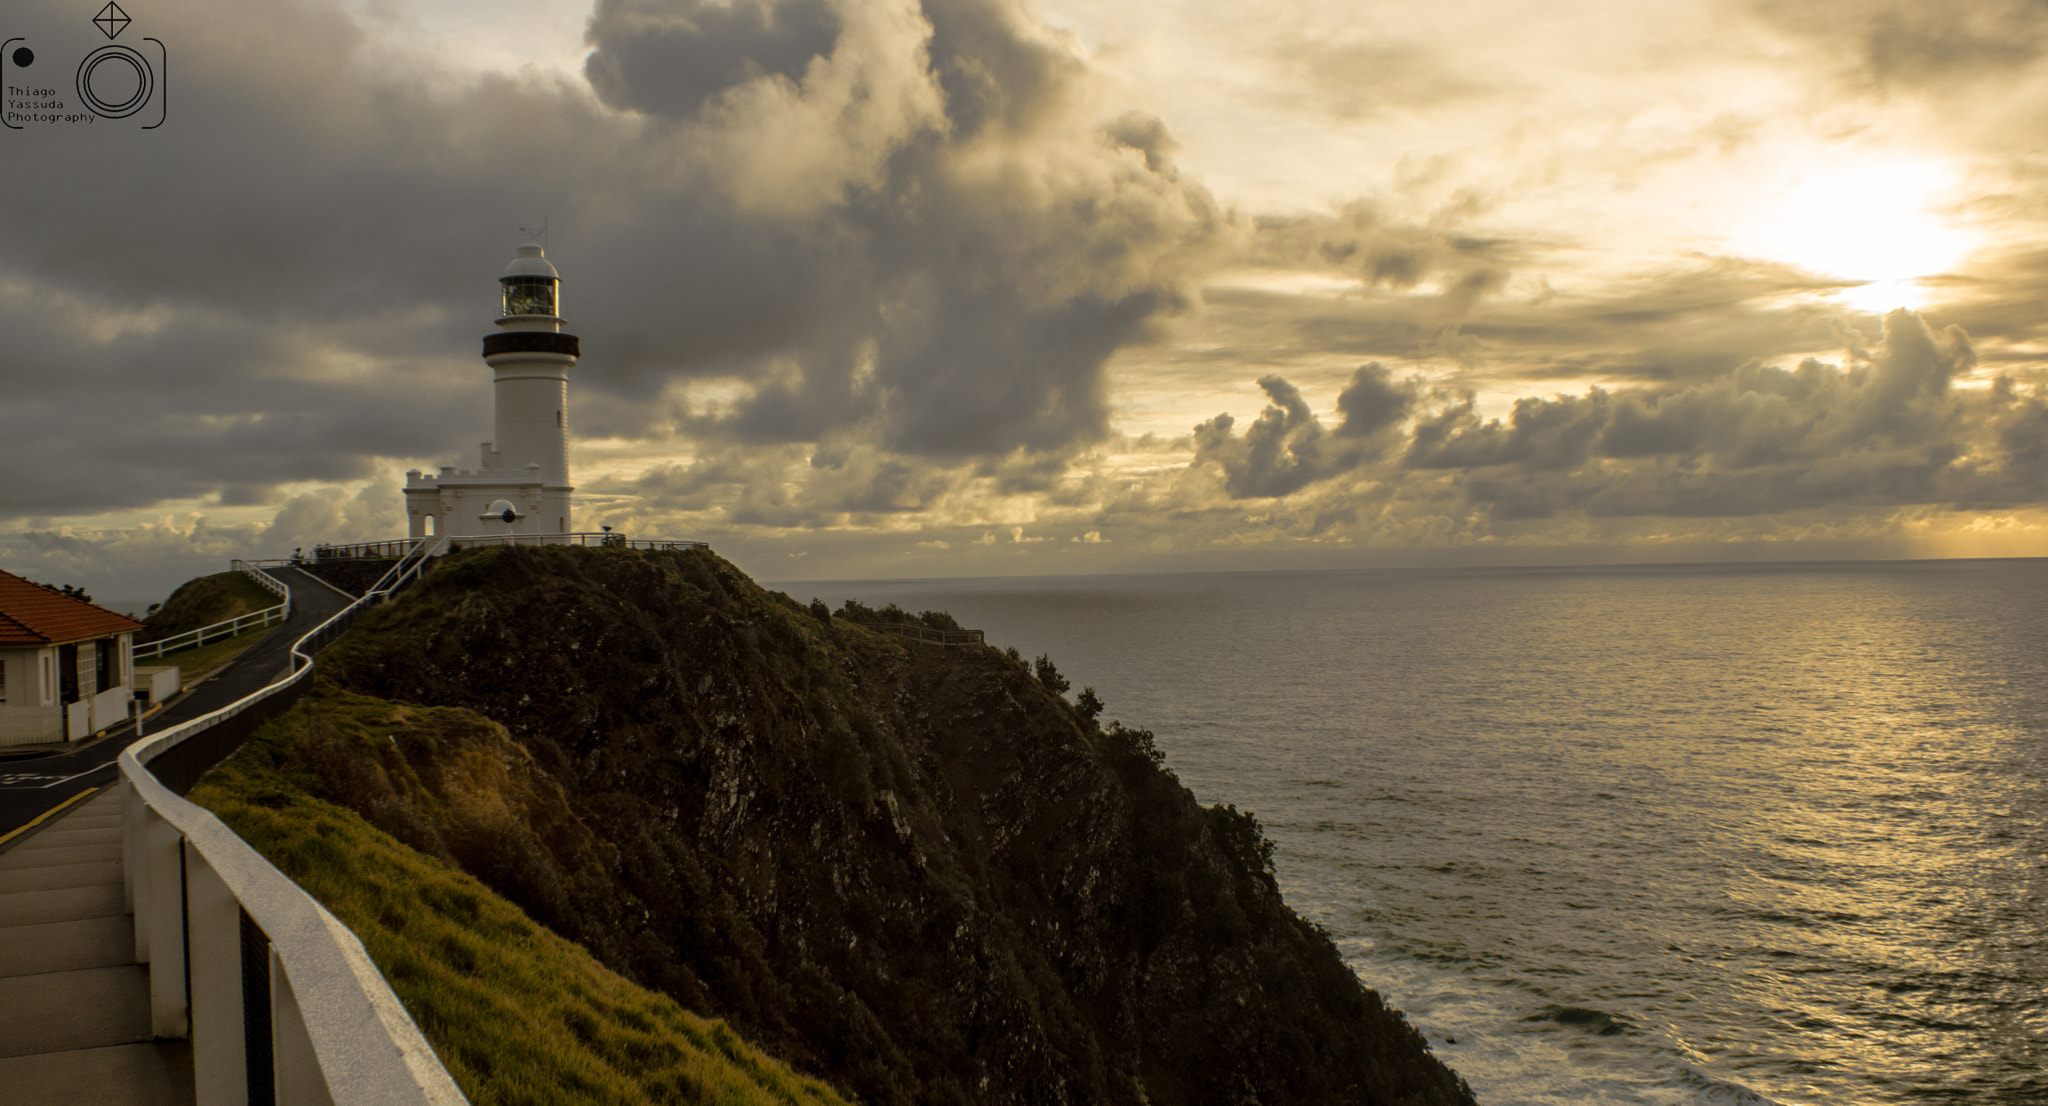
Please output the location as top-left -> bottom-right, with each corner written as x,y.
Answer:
120,538 -> 465,1104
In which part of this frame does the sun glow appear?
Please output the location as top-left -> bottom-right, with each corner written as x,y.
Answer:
1738,162 -> 1974,312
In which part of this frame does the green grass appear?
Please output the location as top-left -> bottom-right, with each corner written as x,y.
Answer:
143,570 -> 283,642
203,570 -> 284,616
191,699 -> 851,1106
144,623 -> 278,684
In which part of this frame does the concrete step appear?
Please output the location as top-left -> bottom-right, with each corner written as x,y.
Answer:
0,859 -> 121,894
0,1041 -> 195,1106
0,965 -> 153,1058
0,842 -> 125,870
0,882 -> 126,927
0,915 -> 134,976
21,826 -> 121,851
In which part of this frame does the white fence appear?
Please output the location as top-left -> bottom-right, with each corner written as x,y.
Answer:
134,566 -> 292,662
119,541 -> 467,1105
0,704 -> 63,747
89,683 -> 130,732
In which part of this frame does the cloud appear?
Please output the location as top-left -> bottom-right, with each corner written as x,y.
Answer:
575,0 -> 1229,463
1185,310 -> 2048,531
1,0 -> 1227,532
1749,0 -> 2048,91
1191,365 -> 1417,499
584,0 -> 844,119
1269,36 -> 1491,120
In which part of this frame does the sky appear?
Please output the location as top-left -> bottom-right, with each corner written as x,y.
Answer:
6,0 -> 2048,603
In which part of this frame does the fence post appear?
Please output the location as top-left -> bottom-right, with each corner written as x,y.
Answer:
187,844 -> 250,1106
270,948 -> 334,1106
145,811 -> 189,1036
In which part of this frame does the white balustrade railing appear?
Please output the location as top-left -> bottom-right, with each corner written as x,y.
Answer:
313,532 -> 707,560
120,540 -> 467,1105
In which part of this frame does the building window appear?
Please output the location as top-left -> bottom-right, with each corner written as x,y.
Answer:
556,409 -> 564,428
42,655 -> 52,705
0,660 -> 8,705
96,638 -> 114,694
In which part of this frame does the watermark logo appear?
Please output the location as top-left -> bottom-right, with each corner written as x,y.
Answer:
4,3 -> 167,129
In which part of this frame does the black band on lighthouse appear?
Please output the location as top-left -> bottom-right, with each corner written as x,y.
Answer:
483,332 -> 581,357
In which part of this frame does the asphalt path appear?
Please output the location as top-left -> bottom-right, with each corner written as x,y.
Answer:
0,566 -> 355,844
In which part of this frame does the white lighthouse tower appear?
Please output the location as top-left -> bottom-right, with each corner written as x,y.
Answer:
403,242 -> 580,541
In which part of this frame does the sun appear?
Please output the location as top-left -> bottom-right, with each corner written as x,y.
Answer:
1737,161 -> 1974,312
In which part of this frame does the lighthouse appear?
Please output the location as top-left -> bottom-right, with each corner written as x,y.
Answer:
403,242 -> 581,541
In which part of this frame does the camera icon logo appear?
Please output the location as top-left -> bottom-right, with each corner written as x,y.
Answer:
3,3 -> 166,130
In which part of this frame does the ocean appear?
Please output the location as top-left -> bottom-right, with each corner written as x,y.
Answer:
784,559 -> 2048,1105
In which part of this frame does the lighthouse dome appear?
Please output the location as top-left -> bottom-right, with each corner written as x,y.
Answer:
502,243 -> 559,279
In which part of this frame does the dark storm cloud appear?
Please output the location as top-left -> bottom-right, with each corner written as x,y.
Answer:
1193,376 -> 1335,499
0,283 -> 473,516
1191,366 -> 1414,499
574,0 -> 1223,461
1335,363 -> 1417,438
0,0 -> 1224,526
1191,310 -> 2048,523
585,0 -> 842,117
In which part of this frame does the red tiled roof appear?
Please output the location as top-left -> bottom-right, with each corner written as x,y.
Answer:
0,569 -> 143,646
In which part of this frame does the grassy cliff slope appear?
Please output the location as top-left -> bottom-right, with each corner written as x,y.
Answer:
284,545 -> 1472,1105
142,570 -> 281,642
192,689 -> 850,1106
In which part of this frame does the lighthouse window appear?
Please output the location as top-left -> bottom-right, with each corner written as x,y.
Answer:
556,409 -> 564,428
501,276 -> 558,317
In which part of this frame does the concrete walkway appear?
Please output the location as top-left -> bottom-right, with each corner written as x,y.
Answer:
0,787 -> 193,1105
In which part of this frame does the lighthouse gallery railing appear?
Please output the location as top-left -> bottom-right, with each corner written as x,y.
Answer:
119,540 -> 467,1105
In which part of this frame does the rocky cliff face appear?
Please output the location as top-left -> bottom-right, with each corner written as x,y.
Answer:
317,546 -> 1473,1106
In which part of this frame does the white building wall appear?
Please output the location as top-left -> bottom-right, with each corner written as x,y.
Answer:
491,370 -> 570,485
0,648 -> 62,747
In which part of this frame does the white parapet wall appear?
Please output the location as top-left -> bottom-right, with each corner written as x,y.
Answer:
134,666 -> 181,706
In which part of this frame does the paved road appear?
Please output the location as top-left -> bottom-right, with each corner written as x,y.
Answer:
0,567 -> 355,843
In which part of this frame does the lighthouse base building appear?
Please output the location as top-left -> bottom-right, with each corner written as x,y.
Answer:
404,243 -> 580,543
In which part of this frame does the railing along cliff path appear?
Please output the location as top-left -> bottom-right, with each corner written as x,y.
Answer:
131,563 -> 291,662
119,540 -> 468,1104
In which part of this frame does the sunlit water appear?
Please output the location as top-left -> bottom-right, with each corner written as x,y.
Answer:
786,560 -> 2048,1104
